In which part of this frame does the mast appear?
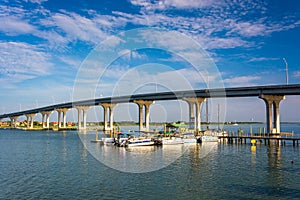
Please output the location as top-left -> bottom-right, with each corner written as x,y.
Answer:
206,100 -> 209,130
206,72 -> 209,130
217,103 -> 220,130
283,58 -> 288,85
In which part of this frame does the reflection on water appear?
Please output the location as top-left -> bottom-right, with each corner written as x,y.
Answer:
1,129 -> 300,199
81,130 -> 220,173
267,141 -> 282,169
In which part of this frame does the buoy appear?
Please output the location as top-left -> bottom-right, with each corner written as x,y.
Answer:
291,160 -> 294,164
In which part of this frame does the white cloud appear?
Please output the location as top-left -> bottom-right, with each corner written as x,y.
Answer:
248,57 -> 280,62
0,42 -> 52,86
223,75 -> 261,87
203,36 -> 253,49
130,0 -> 222,10
228,21 -> 267,37
0,16 -> 35,35
293,71 -> 300,78
59,56 -> 82,69
43,12 -> 107,44
25,0 -> 48,4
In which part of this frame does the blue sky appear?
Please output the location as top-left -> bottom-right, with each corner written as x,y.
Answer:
0,0 -> 300,123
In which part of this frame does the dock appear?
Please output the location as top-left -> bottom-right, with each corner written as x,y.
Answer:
218,135 -> 300,146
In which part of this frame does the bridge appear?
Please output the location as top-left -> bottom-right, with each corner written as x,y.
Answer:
1,84 -> 300,133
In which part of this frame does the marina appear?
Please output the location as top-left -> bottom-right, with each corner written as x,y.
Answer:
1,125 -> 300,199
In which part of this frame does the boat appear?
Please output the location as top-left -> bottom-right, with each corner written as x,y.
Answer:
90,139 -> 102,143
198,135 -> 219,143
182,137 -> 197,144
102,138 -> 115,145
91,130 -> 103,143
197,129 -> 228,143
181,133 -> 197,144
162,137 -> 184,145
127,138 -> 155,147
114,133 -> 130,147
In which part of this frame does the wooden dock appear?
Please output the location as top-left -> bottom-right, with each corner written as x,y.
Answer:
218,135 -> 300,146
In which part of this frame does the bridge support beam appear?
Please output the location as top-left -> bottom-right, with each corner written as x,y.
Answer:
10,116 -> 19,128
184,97 -> 206,133
56,108 -> 69,128
134,100 -> 154,131
101,103 -> 117,131
76,106 -> 90,130
259,95 -> 285,134
25,113 -> 36,129
41,111 -> 52,129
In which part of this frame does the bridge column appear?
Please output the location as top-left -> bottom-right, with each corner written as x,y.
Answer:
25,113 -> 36,129
56,109 -> 62,128
41,111 -> 52,129
76,106 -> 90,130
274,98 -> 284,133
56,108 -> 69,128
196,98 -> 206,132
101,103 -> 117,131
184,98 -> 206,133
134,100 -> 154,131
259,95 -> 285,134
10,116 -> 19,128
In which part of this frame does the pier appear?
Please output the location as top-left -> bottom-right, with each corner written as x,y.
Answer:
219,135 -> 300,146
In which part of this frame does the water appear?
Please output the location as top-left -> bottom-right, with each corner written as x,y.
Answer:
1,124 -> 300,199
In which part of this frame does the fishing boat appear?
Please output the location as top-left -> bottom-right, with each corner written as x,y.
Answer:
127,138 -> 155,147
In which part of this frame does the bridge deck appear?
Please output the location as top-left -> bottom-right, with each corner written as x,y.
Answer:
1,84 -> 300,119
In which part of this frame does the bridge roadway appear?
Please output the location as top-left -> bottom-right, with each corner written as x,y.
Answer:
1,84 -> 300,132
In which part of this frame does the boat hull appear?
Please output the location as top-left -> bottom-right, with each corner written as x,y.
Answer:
127,139 -> 155,147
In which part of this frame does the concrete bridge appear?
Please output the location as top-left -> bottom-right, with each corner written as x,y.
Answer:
1,84 -> 300,133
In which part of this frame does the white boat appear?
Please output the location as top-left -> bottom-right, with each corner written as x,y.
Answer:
102,138 -> 115,145
199,135 -> 219,142
182,138 -> 197,144
127,138 -> 154,147
198,129 -> 227,143
181,133 -> 197,144
162,137 -> 184,145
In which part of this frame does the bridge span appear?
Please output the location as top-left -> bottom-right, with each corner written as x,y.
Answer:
1,84 -> 300,133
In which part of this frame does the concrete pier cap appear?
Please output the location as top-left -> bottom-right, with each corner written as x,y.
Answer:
72,28 -> 226,173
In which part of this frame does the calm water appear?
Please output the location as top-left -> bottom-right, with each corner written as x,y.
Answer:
1,124 -> 300,199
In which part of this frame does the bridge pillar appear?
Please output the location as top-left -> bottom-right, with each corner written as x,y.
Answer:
10,116 -> 19,128
56,108 -> 69,128
25,113 -> 36,129
101,103 -> 117,131
134,100 -> 154,131
41,111 -> 52,129
76,106 -> 90,130
184,97 -> 206,133
259,95 -> 285,134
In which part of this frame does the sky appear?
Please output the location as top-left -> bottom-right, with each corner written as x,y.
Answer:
0,0 -> 300,123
